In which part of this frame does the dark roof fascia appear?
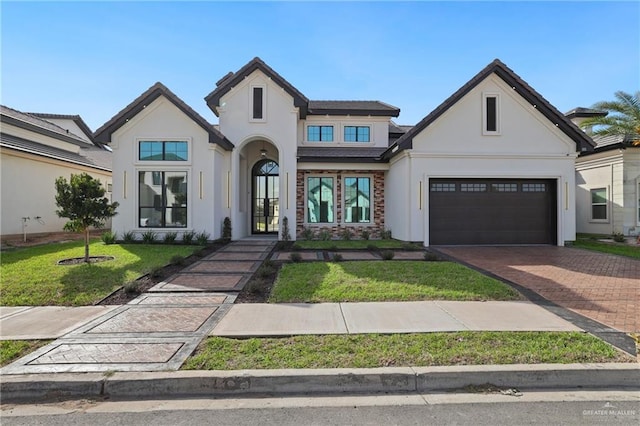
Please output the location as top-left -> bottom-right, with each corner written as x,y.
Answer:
308,101 -> 400,117
307,107 -> 400,117
94,83 -> 233,150
565,107 -> 607,119
205,57 -> 309,118
579,142 -> 627,156
0,114 -> 90,148
297,156 -> 388,164
383,59 -> 596,160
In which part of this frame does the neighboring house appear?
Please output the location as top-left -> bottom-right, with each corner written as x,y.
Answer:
95,57 -> 593,246
0,106 -> 112,238
567,108 -> 640,236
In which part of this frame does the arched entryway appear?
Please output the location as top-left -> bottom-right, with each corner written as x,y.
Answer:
251,159 -> 279,234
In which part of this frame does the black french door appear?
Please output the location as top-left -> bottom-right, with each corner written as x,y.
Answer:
251,160 -> 279,234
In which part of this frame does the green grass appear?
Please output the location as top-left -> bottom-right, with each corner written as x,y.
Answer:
183,332 -> 631,370
269,261 -> 520,302
573,237 -> 640,259
293,240 -> 409,250
0,340 -> 49,367
1,240 -> 201,306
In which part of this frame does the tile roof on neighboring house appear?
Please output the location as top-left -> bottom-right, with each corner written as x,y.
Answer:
383,59 -> 596,160
94,82 -> 233,150
205,57 -> 310,118
28,112 -> 103,147
0,133 -> 111,171
0,105 -> 91,147
564,107 -> 607,119
297,146 -> 388,163
308,100 -> 400,117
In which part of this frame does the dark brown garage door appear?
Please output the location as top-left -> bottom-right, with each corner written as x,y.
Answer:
429,179 -> 557,245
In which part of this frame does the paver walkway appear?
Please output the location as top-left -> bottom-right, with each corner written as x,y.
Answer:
1,240 -> 275,375
436,246 -> 640,333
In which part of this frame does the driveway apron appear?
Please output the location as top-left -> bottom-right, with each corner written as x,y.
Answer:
1,240 -> 275,375
436,246 -> 639,333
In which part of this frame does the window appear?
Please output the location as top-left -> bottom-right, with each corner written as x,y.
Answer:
482,93 -> 500,134
307,177 -> 334,223
431,182 -> 456,192
307,126 -> 334,142
591,188 -> 607,221
638,182 -> 640,224
139,171 -> 187,228
522,183 -> 547,192
344,126 -> 370,142
491,183 -> 518,192
252,87 -> 263,120
460,183 -> 487,192
139,141 -> 188,161
344,177 -> 371,223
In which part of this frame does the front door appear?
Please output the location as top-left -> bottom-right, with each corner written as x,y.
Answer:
252,159 -> 279,234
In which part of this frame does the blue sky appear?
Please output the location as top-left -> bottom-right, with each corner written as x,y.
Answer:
2,1 -> 638,131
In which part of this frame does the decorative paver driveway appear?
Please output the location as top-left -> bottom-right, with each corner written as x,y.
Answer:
437,246 -> 640,333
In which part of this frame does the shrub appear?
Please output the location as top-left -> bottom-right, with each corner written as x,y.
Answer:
170,255 -> 186,266
258,264 -> 275,278
424,252 -> 439,261
246,278 -> 265,295
290,252 -> 303,262
380,228 -> 392,240
332,253 -> 343,262
101,231 -> 117,245
163,232 -> 178,244
360,228 -> 370,240
194,247 -> 208,258
281,217 -> 291,241
148,266 -> 164,279
612,232 -> 626,243
319,229 -> 332,241
222,217 -> 232,241
340,228 -> 352,241
367,243 -> 379,252
123,281 -> 140,294
182,230 -> 196,245
301,227 -> 315,240
401,242 -> 418,251
381,250 -> 395,260
122,231 -> 137,243
196,231 -> 210,245
141,230 -> 158,244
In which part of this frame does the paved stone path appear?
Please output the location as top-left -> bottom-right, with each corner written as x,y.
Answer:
437,246 -> 640,333
1,240 -> 275,374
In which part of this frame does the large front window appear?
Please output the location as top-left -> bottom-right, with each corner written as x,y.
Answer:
139,141 -> 188,161
307,177 -> 334,223
344,126 -> 370,142
139,171 -> 187,227
344,177 -> 371,223
307,125 -> 333,142
591,188 -> 607,221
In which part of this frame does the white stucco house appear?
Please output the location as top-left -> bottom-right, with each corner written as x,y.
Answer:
95,58 -> 594,246
0,106 -> 112,238
567,108 -> 640,236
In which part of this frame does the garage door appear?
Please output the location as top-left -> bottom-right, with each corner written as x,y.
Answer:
429,179 -> 557,245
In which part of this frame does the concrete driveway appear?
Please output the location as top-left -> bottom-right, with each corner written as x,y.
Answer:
436,246 -> 639,333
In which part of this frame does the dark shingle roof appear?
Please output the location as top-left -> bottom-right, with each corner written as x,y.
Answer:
0,133 -> 111,171
1,105 -> 90,147
297,146 -> 387,163
564,107 -> 607,119
28,112 -> 102,147
205,57 -> 309,118
94,82 -> 233,150
384,59 -> 596,159
308,100 -> 400,117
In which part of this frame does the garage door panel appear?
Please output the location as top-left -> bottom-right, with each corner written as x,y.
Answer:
429,179 -> 556,245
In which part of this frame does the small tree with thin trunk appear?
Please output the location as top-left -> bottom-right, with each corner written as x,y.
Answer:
55,173 -> 119,262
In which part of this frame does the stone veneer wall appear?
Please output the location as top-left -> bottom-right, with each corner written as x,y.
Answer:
296,170 -> 385,239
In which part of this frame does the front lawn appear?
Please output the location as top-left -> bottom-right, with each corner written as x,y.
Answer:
293,240 -> 409,250
1,240 -> 201,306
183,332 -> 631,370
0,340 -> 49,367
573,237 -> 640,259
269,261 -> 520,302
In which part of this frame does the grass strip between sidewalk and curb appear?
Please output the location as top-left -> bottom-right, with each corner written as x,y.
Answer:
0,340 -> 50,367
269,261 -> 521,303
183,332 -> 633,370
1,240 -> 202,306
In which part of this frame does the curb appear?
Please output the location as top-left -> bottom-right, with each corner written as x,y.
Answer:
2,363 -> 638,402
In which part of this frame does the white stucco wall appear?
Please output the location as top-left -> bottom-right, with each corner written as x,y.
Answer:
110,96 -> 230,240
298,115 -> 390,148
387,74 -> 579,246
0,150 -> 112,236
217,70 -> 298,239
4,123 -> 81,153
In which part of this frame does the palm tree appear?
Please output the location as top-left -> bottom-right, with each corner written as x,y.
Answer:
580,90 -> 640,146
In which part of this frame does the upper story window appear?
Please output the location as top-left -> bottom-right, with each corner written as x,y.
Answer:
252,86 -> 264,120
482,93 -> 500,135
344,126 -> 370,142
139,141 -> 188,161
591,188 -> 607,221
307,126 -> 334,142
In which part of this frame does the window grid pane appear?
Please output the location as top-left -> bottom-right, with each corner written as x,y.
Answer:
491,183 -> 518,192
591,188 -> 607,220
344,126 -> 370,142
139,141 -> 188,161
139,171 -> 187,228
522,183 -> 546,192
460,183 -> 487,192
431,183 -> 456,192
307,177 -> 334,223
344,177 -> 371,223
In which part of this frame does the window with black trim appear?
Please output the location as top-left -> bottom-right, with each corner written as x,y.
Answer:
139,141 -> 188,161
591,188 -> 607,221
253,87 -> 263,119
307,126 -> 334,142
344,126 -> 370,142
139,171 -> 187,228
482,93 -> 500,134
307,177 -> 334,223
344,177 -> 371,223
